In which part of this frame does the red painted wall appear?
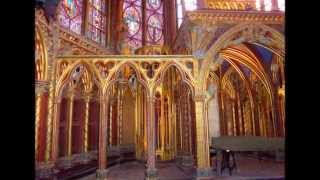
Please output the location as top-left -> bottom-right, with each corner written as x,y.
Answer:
58,98 -> 68,157
89,100 -> 99,151
72,99 -> 85,154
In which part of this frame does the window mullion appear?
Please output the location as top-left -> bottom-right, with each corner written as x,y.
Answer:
142,0 -> 147,46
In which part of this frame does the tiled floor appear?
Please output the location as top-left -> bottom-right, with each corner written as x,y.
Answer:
78,155 -> 284,180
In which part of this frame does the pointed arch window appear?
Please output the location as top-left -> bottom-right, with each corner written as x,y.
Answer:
264,0 -> 272,11
146,0 -> 164,45
176,0 -> 198,28
123,0 -> 143,48
123,0 -> 164,49
278,0 -> 285,11
57,0 -> 83,34
87,0 -> 107,45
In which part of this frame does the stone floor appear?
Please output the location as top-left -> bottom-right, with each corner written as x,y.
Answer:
78,155 -> 284,180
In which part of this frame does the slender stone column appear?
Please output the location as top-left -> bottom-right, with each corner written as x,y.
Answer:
37,22 -> 58,179
145,95 -> 158,180
194,93 -> 212,179
67,92 -> 75,157
109,99 -> 113,146
51,97 -> 62,162
35,90 -> 42,161
83,95 -> 91,153
45,22 -> 59,164
97,94 -> 108,179
35,84 -> 51,162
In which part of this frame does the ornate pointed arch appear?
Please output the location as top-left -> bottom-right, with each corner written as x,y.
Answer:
153,61 -> 195,98
200,22 -> 284,91
56,60 -> 103,98
221,61 -> 255,120
220,46 -> 274,103
221,68 -> 236,99
35,24 -> 48,81
104,61 -> 149,96
207,71 -> 220,85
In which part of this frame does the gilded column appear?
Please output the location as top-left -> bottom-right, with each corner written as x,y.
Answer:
135,87 -> 140,158
46,22 -> 59,166
194,93 -> 212,178
237,93 -> 243,136
35,87 -> 43,161
119,87 -> 124,145
145,94 -> 158,180
187,92 -> 193,154
109,99 -> 113,146
51,97 -> 61,162
232,100 -> 237,136
178,97 -> 183,153
97,94 -> 108,179
160,91 -> 165,153
83,95 -> 91,153
67,91 -> 75,157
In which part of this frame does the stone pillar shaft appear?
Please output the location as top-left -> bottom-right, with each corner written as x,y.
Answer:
98,95 -> 108,170
67,93 -> 75,156
195,99 -> 209,168
194,94 -> 212,178
35,93 -> 42,160
51,99 -> 61,162
84,95 -> 91,153
147,96 -> 156,169
146,95 -> 158,180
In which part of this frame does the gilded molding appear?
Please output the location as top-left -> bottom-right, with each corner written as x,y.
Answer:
186,10 -> 284,24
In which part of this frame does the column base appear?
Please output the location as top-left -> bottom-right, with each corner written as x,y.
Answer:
79,153 -> 91,164
96,169 -> 108,180
58,157 -> 73,169
145,168 -> 158,180
35,161 -> 58,180
181,155 -> 194,167
194,168 -> 213,180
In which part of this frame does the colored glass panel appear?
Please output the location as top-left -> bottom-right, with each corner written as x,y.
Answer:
123,0 -> 143,49
146,0 -> 163,45
87,0 -> 106,45
278,0 -> 285,11
57,0 -> 83,34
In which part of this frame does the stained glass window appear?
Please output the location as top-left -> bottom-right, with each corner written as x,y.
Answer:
278,0 -> 285,11
264,0 -> 272,11
123,0 -> 164,49
123,0 -> 143,48
176,0 -> 197,28
57,0 -> 83,34
146,0 -> 163,45
184,0 -> 197,11
176,0 -> 183,28
255,0 -> 261,10
87,0 -> 106,45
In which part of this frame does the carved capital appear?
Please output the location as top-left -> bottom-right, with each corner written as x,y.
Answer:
35,81 -> 49,95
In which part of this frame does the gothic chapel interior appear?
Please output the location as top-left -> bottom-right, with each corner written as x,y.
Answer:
35,0 -> 285,179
